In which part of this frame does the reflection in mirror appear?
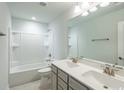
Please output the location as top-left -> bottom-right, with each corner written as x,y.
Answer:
68,2 -> 124,66
68,27 -> 78,58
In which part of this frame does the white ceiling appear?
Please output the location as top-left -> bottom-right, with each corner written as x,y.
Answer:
7,2 -> 74,23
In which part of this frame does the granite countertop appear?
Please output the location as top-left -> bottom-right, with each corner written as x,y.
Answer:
52,59 -> 124,90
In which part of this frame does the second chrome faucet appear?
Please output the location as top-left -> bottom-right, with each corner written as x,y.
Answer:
102,64 -> 122,76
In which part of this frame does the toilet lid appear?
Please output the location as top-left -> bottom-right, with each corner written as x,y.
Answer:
38,67 -> 51,73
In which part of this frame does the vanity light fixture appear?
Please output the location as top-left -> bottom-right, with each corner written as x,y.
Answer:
74,2 -> 110,17
74,5 -> 82,13
81,2 -> 89,10
81,11 -> 89,16
89,6 -> 98,12
32,17 -> 36,20
100,2 -> 110,7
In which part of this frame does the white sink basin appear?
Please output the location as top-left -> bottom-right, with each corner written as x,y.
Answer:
82,71 -> 124,90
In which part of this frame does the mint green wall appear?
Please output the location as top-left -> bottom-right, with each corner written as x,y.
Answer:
68,27 -> 78,58
69,8 -> 124,64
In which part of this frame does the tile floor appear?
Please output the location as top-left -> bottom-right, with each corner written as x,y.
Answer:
10,80 -> 42,90
10,73 -> 52,90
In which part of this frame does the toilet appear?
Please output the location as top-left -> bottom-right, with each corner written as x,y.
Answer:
38,67 -> 51,90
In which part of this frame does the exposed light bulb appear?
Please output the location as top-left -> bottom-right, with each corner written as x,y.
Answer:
100,2 -> 110,7
74,5 -> 81,13
89,6 -> 97,12
32,17 -> 36,20
81,11 -> 89,16
81,2 -> 89,10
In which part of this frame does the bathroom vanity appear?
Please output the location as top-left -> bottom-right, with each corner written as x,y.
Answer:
51,59 -> 124,90
51,64 -> 91,90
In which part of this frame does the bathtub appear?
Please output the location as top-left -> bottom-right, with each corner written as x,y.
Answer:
9,62 -> 50,88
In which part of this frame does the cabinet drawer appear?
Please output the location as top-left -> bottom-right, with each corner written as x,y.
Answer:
58,69 -> 67,82
51,65 -> 57,73
69,76 -> 88,90
58,77 -> 67,90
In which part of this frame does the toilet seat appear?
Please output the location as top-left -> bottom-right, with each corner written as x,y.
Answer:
38,67 -> 51,73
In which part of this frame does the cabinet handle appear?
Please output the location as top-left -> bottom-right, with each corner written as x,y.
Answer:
0,32 -> 6,36
119,57 -> 124,60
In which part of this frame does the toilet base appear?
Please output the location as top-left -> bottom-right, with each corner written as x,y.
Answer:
39,72 -> 51,90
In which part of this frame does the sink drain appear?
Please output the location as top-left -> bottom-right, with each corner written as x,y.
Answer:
103,85 -> 108,89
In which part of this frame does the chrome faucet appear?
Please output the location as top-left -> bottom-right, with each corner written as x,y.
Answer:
102,64 -> 123,76
103,66 -> 112,76
70,56 -> 84,63
70,57 -> 79,63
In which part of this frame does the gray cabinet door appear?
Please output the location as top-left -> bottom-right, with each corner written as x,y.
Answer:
69,86 -> 74,90
58,77 -> 67,90
69,76 -> 89,90
51,64 -> 90,90
58,69 -> 68,82
58,85 -> 63,90
51,72 -> 57,90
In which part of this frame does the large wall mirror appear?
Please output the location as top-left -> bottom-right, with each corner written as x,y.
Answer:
68,2 -> 124,66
